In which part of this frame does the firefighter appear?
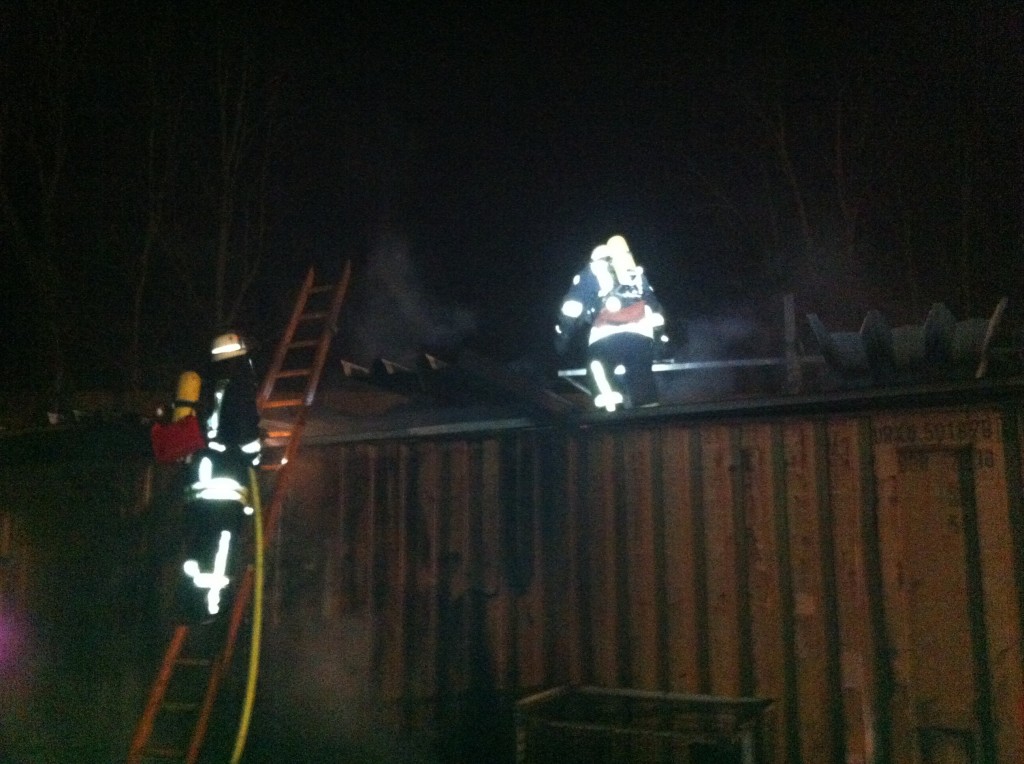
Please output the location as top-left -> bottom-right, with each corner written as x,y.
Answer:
175,330 -> 263,623
204,330 -> 262,469
556,235 -> 668,411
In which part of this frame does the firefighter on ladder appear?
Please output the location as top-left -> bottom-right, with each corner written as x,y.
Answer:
556,235 -> 669,411
152,330 -> 263,623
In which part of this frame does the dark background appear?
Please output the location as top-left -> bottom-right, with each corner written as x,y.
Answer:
1,1 -> 1020,404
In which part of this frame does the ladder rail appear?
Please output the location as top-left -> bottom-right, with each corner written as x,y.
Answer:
184,570 -> 255,763
257,267 -> 316,405
128,263 -> 352,763
299,260 -> 351,407
126,626 -> 189,761
257,261 -> 350,542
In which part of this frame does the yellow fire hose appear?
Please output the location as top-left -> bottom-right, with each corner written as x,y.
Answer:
230,468 -> 265,763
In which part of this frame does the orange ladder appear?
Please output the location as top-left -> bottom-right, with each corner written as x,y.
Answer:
127,263 -> 352,763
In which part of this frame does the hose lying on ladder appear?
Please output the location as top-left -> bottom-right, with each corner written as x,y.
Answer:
230,467 -> 265,763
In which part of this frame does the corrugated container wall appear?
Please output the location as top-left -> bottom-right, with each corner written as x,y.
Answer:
280,402 -> 1024,764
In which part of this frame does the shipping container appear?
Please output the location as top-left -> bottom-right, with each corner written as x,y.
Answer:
3,382 -> 1024,763
269,382 -> 1024,764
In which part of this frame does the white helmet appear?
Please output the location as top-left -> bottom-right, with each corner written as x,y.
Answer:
211,331 -> 247,361
590,244 -> 611,261
606,234 -> 630,255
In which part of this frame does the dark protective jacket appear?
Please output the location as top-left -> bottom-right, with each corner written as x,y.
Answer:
205,356 -> 261,448
556,260 -> 665,352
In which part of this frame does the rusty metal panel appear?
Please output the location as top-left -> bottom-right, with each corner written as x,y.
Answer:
414,441 -> 443,702
581,432 -> 619,687
871,409 -> 1024,763
739,423 -> 791,764
562,436 -> 588,687
782,420 -> 842,764
827,419 -> 882,764
659,427 -> 704,694
702,424 -> 745,698
527,434 -> 548,687
303,400 -> 1024,764
620,429 -> 661,690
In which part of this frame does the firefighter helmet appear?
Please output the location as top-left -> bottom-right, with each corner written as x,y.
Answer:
591,244 -> 611,261
606,234 -> 630,255
211,331 -> 247,361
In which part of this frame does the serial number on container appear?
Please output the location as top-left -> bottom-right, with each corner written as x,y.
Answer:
873,419 -> 994,446
896,448 -> 997,473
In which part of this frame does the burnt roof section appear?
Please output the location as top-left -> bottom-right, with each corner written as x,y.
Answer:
338,350 -> 578,416
298,360 -> 1024,445
293,295 -> 1023,443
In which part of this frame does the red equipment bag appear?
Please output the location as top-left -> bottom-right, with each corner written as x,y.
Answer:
594,299 -> 647,327
150,415 -> 206,464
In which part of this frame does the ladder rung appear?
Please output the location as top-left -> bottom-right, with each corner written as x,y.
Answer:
299,311 -> 328,321
163,700 -> 200,713
175,656 -> 212,667
275,368 -> 311,379
288,339 -> 319,349
309,284 -> 333,294
266,430 -> 293,439
143,746 -> 185,759
260,462 -> 283,472
262,398 -> 304,409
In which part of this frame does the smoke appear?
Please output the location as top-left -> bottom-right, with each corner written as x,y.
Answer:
658,310 -> 779,402
341,231 -> 476,365
254,616 -> 439,762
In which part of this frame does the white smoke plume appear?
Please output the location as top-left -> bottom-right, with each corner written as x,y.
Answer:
341,231 -> 476,366
658,312 -> 779,402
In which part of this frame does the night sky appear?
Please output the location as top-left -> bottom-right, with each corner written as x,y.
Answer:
1,2 -> 1021,393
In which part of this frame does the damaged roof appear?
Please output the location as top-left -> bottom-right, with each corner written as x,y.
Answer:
286,347 -> 1024,445
287,293 -> 1022,444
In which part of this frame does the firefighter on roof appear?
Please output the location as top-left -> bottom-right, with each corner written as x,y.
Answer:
556,235 -> 668,411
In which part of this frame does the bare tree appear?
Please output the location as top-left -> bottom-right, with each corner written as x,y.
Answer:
213,39 -> 277,328
159,13 -> 281,336
123,55 -> 185,393
117,7 -> 281,387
